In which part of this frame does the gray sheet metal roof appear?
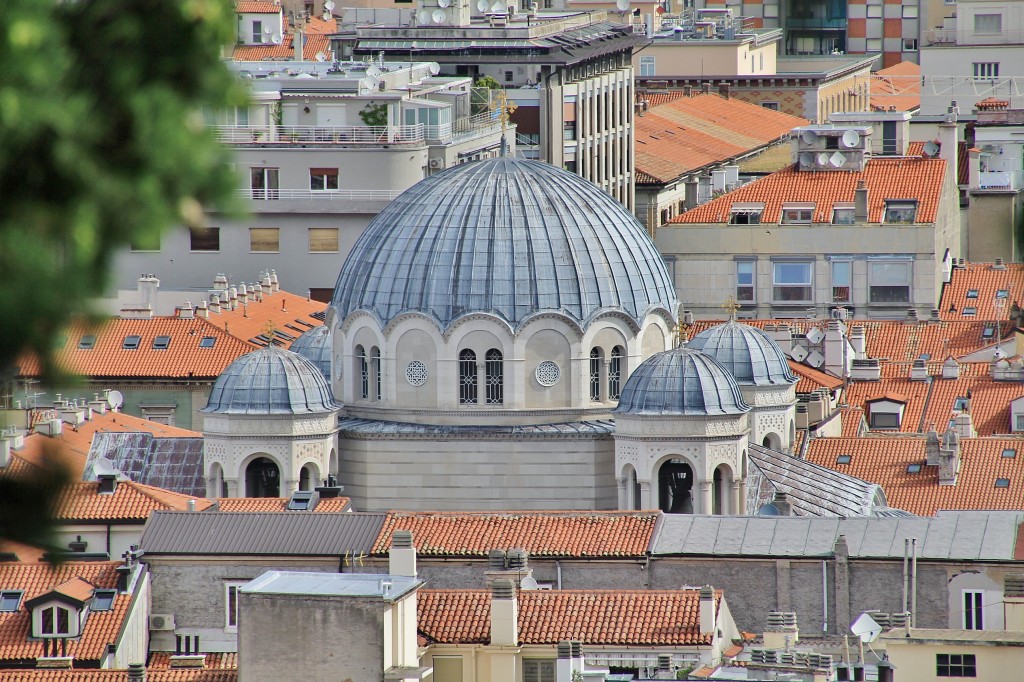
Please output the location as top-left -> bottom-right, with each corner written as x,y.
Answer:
140,511 -> 386,556
651,511 -> 1024,560
687,321 -> 797,386
203,346 -> 338,415
338,417 -> 615,437
243,571 -> 421,602
331,157 -> 676,332
746,444 -> 893,518
84,433 -> 206,497
613,348 -> 750,416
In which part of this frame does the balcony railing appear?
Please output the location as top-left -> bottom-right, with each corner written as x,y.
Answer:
979,170 -> 1024,190
236,188 -> 404,202
926,28 -> 1024,46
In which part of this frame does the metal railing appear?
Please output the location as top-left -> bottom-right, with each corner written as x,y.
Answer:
236,188 -> 404,201
979,170 -> 1024,190
926,28 -> 1024,46
216,113 -> 503,146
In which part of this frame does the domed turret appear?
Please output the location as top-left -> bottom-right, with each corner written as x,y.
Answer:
613,347 -> 750,416
687,320 -> 797,386
289,325 -> 331,382
203,346 -> 338,414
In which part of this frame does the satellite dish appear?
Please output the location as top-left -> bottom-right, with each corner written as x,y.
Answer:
439,0 -> 452,7
851,613 -> 883,643
616,0 -> 630,11
271,33 -> 282,44
923,140 -> 940,157
829,151 -> 847,167
491,0 -> 504,11
520,576 -> 540,590
314,51 -> 327,62
263,25 -> 273,35
107,390 -> 124,410
841,129 -> 860,148
816,152 -> 830,167
93,457 -> 117,478
418,9 -> 432,23
800,129 -> 818,145
799,151 -> 814,168
477,0 -> 489,10
432,8 -> 447,22
324,0 -> 335,9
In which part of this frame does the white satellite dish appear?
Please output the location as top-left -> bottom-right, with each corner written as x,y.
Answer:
616,0 -> 630,11
107,390 -> 124,410
491,0 -> 504,11
314,51 -> 327,62
432,8 -> 447,22
477,0 -> 489,10
829,151 -> 847,167
93,457 -> 117,478
439,0 -> 452,7
800,129 -> 818,145
841,129 -> 860,148
520,576 -> 540,590
922,140 -> 940,157
851,613 -> 883,643
806,327 -> 824,344
271,33 -> 282,44
418,9 -> 432,23
263,25 -> 273,35
798,151 -> 814,168
324,0 -> 335,9
816,152 -> 830,167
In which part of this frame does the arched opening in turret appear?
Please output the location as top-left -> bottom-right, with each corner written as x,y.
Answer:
763,432 -> 782,450
657,459 -> 694,514
245,457 -> 280,497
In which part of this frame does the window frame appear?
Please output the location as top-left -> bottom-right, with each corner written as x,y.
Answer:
91,590 -> 116,612
608,346 -> 624,400
523,658 -> 557,682
249,227 -> 280,253
639,55 -> 656,77
40,604 -> 72,637
869,411 -> 900,429
736,260 -> 755,303
589,348 -> 604,402
937,653 -> 976,677
761,101 -> 780,111
780,204 -> 814,225
868,260 -> 912,304
0,590 -> 22,612
883,200 -> 918,224
199,336 -> 217,349
963,590 -> 984,630
309,167 -> 339,192
459,349 -> 478,405
225,581 -> 247,632
973,13 -> 1002,34
485,348 -> 504,405
973,62 -> 1000,79
189,227 -> 221,253
831,259 -> 852,304
772,260 -> 814,304
729,204 -> 764,224
831,205 -> 856,225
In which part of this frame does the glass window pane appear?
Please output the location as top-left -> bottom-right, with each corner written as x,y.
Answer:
774,262 -> 811,285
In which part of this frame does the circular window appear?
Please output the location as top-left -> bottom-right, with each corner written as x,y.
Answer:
536,361 -> 560,387
405,361 -> 428,387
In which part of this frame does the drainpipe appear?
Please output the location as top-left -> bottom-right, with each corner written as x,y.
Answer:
822,560 -> 829,632
911,538 -> 918,627
556,559 -> 562,590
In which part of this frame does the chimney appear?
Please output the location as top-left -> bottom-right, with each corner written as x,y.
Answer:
699,586 -> 716,636
968,148 -> 981,189
849,325 -> 866,357
763,611 -> 799,649
854,180 -> 869,223
169,654 -> 206,669
556,641 -> 573,682
938,427 -> 961,484
942,357 -> 960,379
795,403 -> 809,429
293,26 -> 304,61
929,308 -> 941,323
807,393 -> 826,424
389,530 -> 417,578
718,81 -> 730,99
952,411 -> 976,439
905,307 -> 919,324
772,491 -> 793,516
262,271 -> 273,295
684,84 -> 693,97
850,358 -> 881,381
209,294 -> 221,314
213,273 -> 229,291
925,428 -> 941,465
909,358 -> 928,381
128,663 -> 146,681
938,114 -> 959,187
239,283 -> 249,304
701,81 -> 711,95
994,257 -> 1007,269
98,472 -> 118,495
227,287 -> 238,310
138,274 -> 160,312
656,653 -> 674,679
489,579 -> 518,646
196,300 -> 209,318
88,396 -> 107,415
270,270 -> 280,292
177,301 -> 195,320
770,324 -> 793,354
1004,575 -> 1024,630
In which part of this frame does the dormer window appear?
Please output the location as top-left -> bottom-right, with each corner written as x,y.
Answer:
26,577 -> 93,639
866,395 -> 906,429
40,605 -> 72,636
831,205 -> 856,225
883,200 -> 917,224
729,203 -> 764,225
781,204 -> 814,224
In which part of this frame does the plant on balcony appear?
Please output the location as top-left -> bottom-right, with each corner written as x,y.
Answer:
358,102 -> 389,127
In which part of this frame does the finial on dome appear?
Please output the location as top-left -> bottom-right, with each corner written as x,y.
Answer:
721,295 -> 741,321
489,89 -> 518,156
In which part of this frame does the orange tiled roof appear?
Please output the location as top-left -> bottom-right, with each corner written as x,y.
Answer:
236,1 -> 281,13
304,15 -> 337,34
207,290 -> 326,350
418,589 -> 720,645
0,541 -> 47,564
838,406 -> 867,438
870,61 -> 921,112
939,262 -> 1024,322
807,436 -> 1024,515
0,562 -> 125,665
16,318 -> 253,380
635,93 -> 807,184
148,653 -> 238,669
214,497 -> 350,512
374,511 -> 658,557
789,360 -> 843,393
977,97 -> 1010,111
638,91 -> 690,108
671,156 -> 946,225
54,481 -> 215,522
0,671 -> 237,681
233,33 -> 331,61
51,577 -> 97,604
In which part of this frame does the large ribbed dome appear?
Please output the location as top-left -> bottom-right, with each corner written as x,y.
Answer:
203,347 -> 338,414
331,157 -> 677,330
289,325 -> 331,382
687,321 -> 797,386
613,348 -> 750,416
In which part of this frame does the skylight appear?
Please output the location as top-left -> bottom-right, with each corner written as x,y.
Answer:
907,463 -> 923,473
837,455 -> 852,464
1002,449 -> 1016,459
122,335 -> 141,350
152,336 -> 171,350
963,307 -> 977,316
78,335 -> 96,350
953,397 -> 969,411
983,326 -> 995,339
995,478 -> 1010,488
966,289 -> 979,299
199,336 -> 217,348
997,289 -> 1010,299
91,590 -> 116,611
0,591 -> 22,612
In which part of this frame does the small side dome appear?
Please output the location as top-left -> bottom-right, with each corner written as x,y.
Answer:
203,346 -> 338,414
289,326 -> 331,382
613,348 -> 750,416
687,320 -> 797,386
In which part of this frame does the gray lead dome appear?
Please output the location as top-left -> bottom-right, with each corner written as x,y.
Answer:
203,346 -> 338,414
687,321 -> 797,386
289,325 -> 332,382
331,157 -> 677,330
613,347 -> 750,416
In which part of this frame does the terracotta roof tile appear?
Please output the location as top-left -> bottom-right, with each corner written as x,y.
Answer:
304,16 -> 337,34
807,436 -> 1024,515
0,541 -> 48,564
233,33 -> 331,61
236,1 -> 281,13
870,61 -> 921,112
206,291 -> 326,350
148,653 -> 238,669
634,94 -> 807,184
0,671 -> 237,682
16,318 -> 253,380
671,157 -> 946,225
54,481 -> 214,522
0,562 -> 124,665
939,262 -> 1024,321
214,497 -> 350,512
418,589 -> 720,645
789,361 -> 843,392
374,511 -> 658,558
638,91 -> 690,108
839,406 -> 867,438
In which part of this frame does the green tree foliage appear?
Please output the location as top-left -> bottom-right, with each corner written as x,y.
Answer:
0,0 -> 243,549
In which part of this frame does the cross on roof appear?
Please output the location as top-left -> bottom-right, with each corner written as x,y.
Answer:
721,295 -> 741,321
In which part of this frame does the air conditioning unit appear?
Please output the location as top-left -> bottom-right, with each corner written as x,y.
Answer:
150,614 -> 176,631
429,158 -> 445,169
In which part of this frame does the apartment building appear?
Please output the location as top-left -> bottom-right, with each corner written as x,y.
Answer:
111,60 -> 505,298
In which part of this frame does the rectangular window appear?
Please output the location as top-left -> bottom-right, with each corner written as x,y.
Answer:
523,659 -> 556,682
761,101 -> 780,111
973,62 -> 1000,79
901,5 -> 917,18
309,228 -> 339,253
0,591 -> 22,612
884,200 -> 917,223
963,590 -> 984,630
781,205 -> 814,224
504,71 -> 514,83
41,606 -> 71,636
250,167 -> 279,200
737,261 -> 755,302
199,336 -> 217,348
190,227 -> 220,252
92,590 -> 116,612
867,38 -> 883,52
123,335 -> 141,350
152,336 -> 171,350
867,5 -> 881,18
1016,415 -> 1024,431
249,227 -> 280,253
870,412 -> 900,428
832,207 -> 856,225
563,121 -> 577,141
937,653 -> 976,677
252,20 -> 263,44
773,261 -> 813,303
730,209 -> 762,225
225,582 -> 246,631
639,56 -> 656,77
78,335 -> 96,350
869,260 -> 911,304
903,38 -> 918,51
974,13 -> 1002,33
832,260 -> 852,304
309,168 -> 339,191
